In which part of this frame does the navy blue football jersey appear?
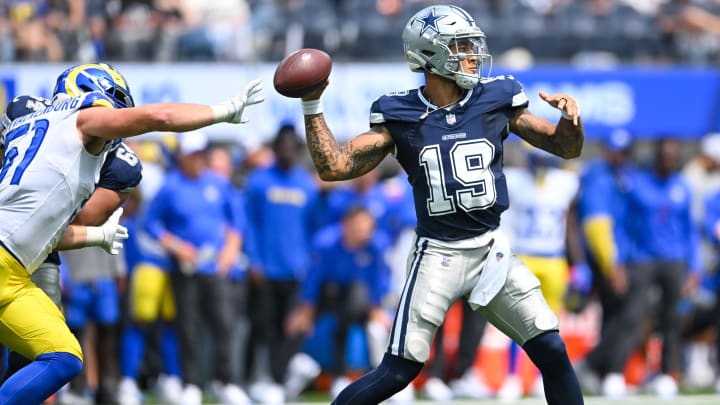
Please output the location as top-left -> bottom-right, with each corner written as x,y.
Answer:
43,142 -> 142,265
98,142 -> 143,192
369,75 -> 529,241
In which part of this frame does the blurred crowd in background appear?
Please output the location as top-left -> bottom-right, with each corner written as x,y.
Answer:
5,0 -> 720,66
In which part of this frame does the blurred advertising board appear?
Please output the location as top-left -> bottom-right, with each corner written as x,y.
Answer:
1,63 -> 718,145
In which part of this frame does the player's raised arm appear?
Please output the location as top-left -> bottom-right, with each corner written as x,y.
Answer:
303,97 -> 394,181
49,64 -> 263,154
77,79 -> 263,141
509,92 -> 584,159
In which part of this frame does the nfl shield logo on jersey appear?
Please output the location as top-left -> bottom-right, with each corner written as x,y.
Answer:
496,251 -> 504,261
445,113 -> 456,125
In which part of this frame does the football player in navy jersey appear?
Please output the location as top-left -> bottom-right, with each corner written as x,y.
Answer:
298,5 -> 584,405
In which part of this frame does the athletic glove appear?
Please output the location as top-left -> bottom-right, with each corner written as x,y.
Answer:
212,78 -> 265,124
86,208 -> 129,255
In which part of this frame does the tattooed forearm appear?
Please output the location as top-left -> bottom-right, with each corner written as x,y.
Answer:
304,113 -> 340,177
304,115 -> 391,181
512,111 -> 584,159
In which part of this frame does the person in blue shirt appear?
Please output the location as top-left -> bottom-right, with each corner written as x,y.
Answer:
700,191 -> 720,392
321,168 -> 387,229
622,137 -> 701,398
243,124 -> 320,403
286,206 -> 390,399
144,131 -> 249,405
298,5 -> 585,405
574,129 -> 637,398
117,184 -> 184,405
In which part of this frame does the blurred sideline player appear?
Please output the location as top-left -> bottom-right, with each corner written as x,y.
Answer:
0,63 -> 263,404
57,140 -> 143,405
500,144 -> 580,400
143,131 -> 248,405
286,206 -> 390,400
117,184 -> 184,405
574,130 -> 636,398
118,196 -> 181,405
297,4 -> 585,405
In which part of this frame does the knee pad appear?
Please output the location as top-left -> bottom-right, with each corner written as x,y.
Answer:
404,329 -> 432,363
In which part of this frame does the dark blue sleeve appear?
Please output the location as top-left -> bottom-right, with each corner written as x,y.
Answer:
98,143 -> 143,191
369,232 -> 391,306
243,174 -> 263,269
143,183 -> 171,241
578,171 -> 613,218
231,189 -> 247,235
507,75 -> 530,109
682,182 -> 702,274
301,236 -> 328,305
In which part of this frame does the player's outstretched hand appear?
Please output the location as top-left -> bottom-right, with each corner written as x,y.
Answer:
100,207 -> 129,255
212,78 -> 265,124
539,91 -> 580,126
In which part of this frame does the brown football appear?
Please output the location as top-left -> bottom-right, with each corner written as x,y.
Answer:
273,48 -> 332,98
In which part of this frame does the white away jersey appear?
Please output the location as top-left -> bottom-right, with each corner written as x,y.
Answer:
0,92 -> 114,272
502,166 -> 579,257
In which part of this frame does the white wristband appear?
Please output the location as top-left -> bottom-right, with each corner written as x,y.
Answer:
301,99 -> 323,115
211,104 -> 231,123
85,226 -> 105,247
561,108 -> 579,121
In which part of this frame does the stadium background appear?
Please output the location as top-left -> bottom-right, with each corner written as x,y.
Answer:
2,0 -> 720,404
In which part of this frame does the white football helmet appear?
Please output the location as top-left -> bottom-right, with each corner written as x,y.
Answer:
402,5 -> 492,89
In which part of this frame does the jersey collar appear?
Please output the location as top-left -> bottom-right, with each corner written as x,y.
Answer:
417,87 -> 474,110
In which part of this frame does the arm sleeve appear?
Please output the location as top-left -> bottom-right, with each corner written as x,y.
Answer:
231,189 -> 247,235
223,185 -> 243,234
508,76 -> 530,109
582,216 -> 618,276
301,244 -> 325,305
243,177 -> 262,269
704,192 -> 720,245
143,185 -> 170,241
685,186 -> 702,274
369,234 -> 391,306
578,174 -> 621,274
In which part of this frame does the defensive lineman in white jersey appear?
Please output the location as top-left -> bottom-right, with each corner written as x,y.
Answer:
0,63 -> 263,405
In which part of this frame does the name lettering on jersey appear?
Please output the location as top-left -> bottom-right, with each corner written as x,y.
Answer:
267,186 -> 307,206
479,74 -> 514,84
10,97 -> 82,128
385,90 -> 411,97
441,132 -> 466,141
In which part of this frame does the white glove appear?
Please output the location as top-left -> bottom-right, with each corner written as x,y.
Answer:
212,78 -> 265,124
87,207 -> 129,255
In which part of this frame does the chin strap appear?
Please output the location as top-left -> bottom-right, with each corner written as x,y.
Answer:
407,50 -> 477,89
